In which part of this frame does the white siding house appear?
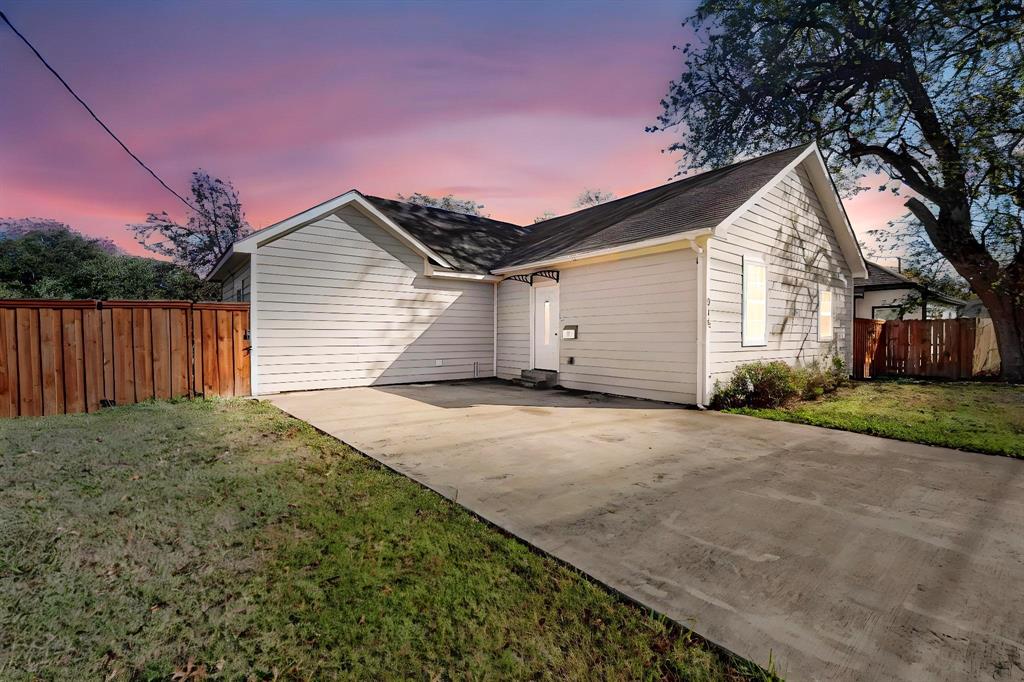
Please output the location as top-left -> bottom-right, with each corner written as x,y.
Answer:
557,249 -> 699,404
219,262 -> 250,302
249,206 -> 494,394
706,165 -> 854,387
496,279 -> 530,380
209,143 -> 866,404
853,261 -> 964,320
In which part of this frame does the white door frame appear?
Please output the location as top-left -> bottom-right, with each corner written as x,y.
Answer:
530,281 -> 560,370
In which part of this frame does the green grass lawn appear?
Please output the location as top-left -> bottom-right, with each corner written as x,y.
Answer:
0,398 -> 772,681
728,380 -> 1024,458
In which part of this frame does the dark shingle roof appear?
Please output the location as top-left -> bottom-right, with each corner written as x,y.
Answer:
856,261 -> 916,288
959,299 -> 988,318
364,196 -> 529,274
361,145 -> 809,274
855,261 -> 966,307
494,145 -> 809,269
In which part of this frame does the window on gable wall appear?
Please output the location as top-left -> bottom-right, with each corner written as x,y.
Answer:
818,287 -> 834,341
742,254 -> 768,346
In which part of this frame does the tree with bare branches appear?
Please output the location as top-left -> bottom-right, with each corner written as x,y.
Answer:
573,188 -> 615,209
396,193 -> 486,216
130,170 -> 251,276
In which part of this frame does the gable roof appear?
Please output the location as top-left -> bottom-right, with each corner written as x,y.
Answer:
494,145 -> 807,270
856,261 -> 916,288
855,261 -> 966,307
209,143 -> 867,281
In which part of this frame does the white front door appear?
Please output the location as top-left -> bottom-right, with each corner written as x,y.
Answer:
532,284 -> 559,370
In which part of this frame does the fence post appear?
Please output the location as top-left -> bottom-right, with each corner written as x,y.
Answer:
872,320 -> 885,378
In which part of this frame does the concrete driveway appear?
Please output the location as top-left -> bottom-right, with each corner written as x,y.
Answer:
269,380 -> 1024,681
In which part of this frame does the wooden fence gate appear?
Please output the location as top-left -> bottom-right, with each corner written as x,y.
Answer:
853,318 -> 980,379
0,300 -> 250,418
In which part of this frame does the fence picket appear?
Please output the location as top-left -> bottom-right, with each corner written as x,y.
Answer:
83,308 -> 103,412
16,308 -> 42,417
61,309 -> 86,414
0,309 -> 17,418
151,308 -> 171,400
169,308 -> 190,397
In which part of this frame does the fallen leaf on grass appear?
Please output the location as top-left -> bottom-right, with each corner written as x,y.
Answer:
171,657 -> 207,681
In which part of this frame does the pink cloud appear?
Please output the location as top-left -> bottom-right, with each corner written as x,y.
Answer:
0,0 -> 907,260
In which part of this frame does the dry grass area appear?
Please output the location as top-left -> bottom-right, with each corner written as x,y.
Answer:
0,398 -> 776,681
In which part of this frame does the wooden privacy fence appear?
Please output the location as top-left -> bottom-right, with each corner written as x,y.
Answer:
853,318 -> 985,379
0,300 -> 250,418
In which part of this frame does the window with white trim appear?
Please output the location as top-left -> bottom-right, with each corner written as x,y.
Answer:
742,255 -> 768,346
818,287 -> 834,341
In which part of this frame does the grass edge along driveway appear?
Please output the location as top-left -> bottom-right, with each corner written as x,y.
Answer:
0,398 -> 777,681
728,380 -> 1024,458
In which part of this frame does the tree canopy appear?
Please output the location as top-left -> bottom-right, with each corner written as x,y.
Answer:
653,0 -> 1024,379
0,220 -> 219,301
130,170 -> 251,276
396,193 -> 486,216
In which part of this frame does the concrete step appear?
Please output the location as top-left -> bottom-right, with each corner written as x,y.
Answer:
521,369 -> 558,389
522,369 -> 558,383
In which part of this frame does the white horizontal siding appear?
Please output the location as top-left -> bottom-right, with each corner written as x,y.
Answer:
707,164 -> 854,389
496,279 -> 530,379
220,262 -> 251,302
254,205 -> 494,393
854,289 -> 959,320
557,249 -> 698,404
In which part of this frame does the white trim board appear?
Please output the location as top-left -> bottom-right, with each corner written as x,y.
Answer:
695,235 -> 711,405
492,229 -> 713,276
423,260 -> 501,282
714,144 -> 867,279
248,251 -> 260,395
229,190 -> 452,267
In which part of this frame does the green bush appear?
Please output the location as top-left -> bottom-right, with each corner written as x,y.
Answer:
711,361 -> 799,409
828,355 -> 849,390
711,356 -> 849,409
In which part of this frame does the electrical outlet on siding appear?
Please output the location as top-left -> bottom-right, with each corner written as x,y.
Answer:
435,359 -> 443,366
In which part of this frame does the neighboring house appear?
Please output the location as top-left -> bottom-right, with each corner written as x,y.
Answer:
208,143 -> 866,405
959,298 -> 990,319
853,261 -> 964,320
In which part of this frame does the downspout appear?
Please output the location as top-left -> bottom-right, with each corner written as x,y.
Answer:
691,237 -> 710,407
493,281 -> 498,377
249,252 -> 259,395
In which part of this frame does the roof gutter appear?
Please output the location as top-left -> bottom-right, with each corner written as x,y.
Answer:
490,228 -> 714,276
423,260 -> 502,282
856,282 -> 965,307
206,245 -> 239,282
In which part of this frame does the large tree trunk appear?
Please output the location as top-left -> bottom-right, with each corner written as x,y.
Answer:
948,247 -> 1024,383
908,198 -> 1024,383
978,287 -> 1024,383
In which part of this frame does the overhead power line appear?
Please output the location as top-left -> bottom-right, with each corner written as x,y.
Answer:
0,9 -> 202,216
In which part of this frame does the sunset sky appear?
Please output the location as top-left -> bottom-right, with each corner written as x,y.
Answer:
1,0 -> 907,257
